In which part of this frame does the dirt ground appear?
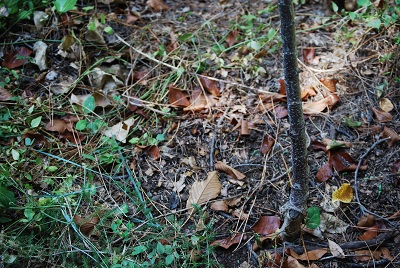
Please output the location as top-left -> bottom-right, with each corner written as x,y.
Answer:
1,0 -> 399,267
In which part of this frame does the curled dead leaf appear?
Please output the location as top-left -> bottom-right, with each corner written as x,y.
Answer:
379,98 -> 393,112
278,79 -> 286,95
392,159 -> 400,174
320,77 -> 338,92
215,161 -> 246,181
199,76 -> 221,97
226,29 -> 238,47
302,47 -> 315,65
146,0 -> 170,11
0,86 -> 13,101
211,200 -> 229,212
357,214 -> 375,227
301,86 -> 317,100
380,126 -> 400,147
289,248 -> 328,261
371,107 -> 392,123
60,130 -> 86,144
329,150 -> 366,172
303,94 -> 339,114
2,47 -> 32,69
210,233 -> 245,249
45,119 -> 68,133
261,134 -> 275,155
183,87 -> 216,112
316,163 -> 333,182
74,214 -> 100,236
275,106 -> 288,119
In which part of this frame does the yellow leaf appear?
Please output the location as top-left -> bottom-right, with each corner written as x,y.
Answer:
332,183 -> 353,203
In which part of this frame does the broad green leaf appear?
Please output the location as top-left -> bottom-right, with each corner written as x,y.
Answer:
31,116 -> 42,128
342,117 -> 362,128
132,245 -> 147,256
83,95 -> 96,114
0,186 -> 15,208
54,0 -> 77,13
76,120 -> 87,131
179,33 -> 193,42
46,166 -> 58,172
332,2 -> 339,12
357,0 -> 370,7
11,149 -> 19,161
104,26 -> 114,35
24,208 -> 35,221
366,18 -> 381,29
156,242 -> 165,255
306,206 -> 320,229
267,28 -> 276,40
165,254 -> 174,265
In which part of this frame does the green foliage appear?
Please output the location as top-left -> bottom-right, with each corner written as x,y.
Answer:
305,206 -> 321,229
0,0 -> 46,29
53,0 -> 76,13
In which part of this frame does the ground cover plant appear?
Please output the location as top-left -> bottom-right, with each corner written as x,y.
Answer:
0,0 -> 399,267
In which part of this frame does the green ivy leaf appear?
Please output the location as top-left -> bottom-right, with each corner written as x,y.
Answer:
31,116 -> 42,128
76,120 -> 87,131
366,18 -> 381,29
83,95 -> 96,114
156,242 -> 165,255
54,0 -> 77,13
306,206 -> 320,229
132,245 -> 147,256
165,254 -> 174,265
0,186 -> 15,208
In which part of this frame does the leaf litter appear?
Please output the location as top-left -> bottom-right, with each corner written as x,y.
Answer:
1,0 -> 399,267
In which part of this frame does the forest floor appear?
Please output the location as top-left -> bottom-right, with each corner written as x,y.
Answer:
0,0 -> 399,267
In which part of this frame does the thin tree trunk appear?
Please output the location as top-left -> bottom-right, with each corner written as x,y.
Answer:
277,0 -> 309,241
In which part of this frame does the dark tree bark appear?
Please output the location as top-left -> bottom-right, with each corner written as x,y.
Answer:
277,0 -> 309,241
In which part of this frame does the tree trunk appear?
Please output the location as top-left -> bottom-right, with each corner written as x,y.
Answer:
277,0 -> 309,241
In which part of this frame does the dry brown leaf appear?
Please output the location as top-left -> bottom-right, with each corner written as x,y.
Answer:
22,131 -> 47,148
358,225 -> 379,240
320,77 -> 338,92
322,138 -> 352,150
232,209 -> 249,221
144,145 -> 160,160
379,98 -> 394,112
261,134 -> 275,155
199,76 -> 221,97
286,255 -> 305,268
131,70 -> 150,84
289,248 -> 328,261
74,214 -> 100,236
186,171 -> 221,209
183,88 -> 216,112
45,119 -> 68,133
316,163 -> 333,182
328,239 -> 345,258
302,47 -> 315,64
371,107 -> 392,122
146,0 -> 170,11
275,106 -> 288,119
329,150 -> 367,172
311,140 -> 328,152
252,216 -> 280,235
392,160 -> 400,174
210,233 -> 245,249
301,86 -> 317,100
226,29 -> 238,47
0,86 -> 13,101
357,214 -> 375,227
210,200 -> 229,212
126,11 -> 139,23
380,126 -> 400,147
167,30 -> 179,52
303,94 -> 339,114
60,130 -> 86,144
215,161 -> 246,181
278,79 -> 286,95
168,84 -> 190,107
2,47 -> 32,69
332,183 -> 353,203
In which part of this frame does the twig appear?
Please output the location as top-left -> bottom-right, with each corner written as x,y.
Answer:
209,108 -> 229,171
354,138 -> 390,220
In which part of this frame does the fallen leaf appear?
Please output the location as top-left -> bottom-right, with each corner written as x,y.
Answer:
126,10 -> 139,23
320,78 -> 338,92
103,118 -> 135,143
380,126 -> 400,147
210,233 -> 245,249
275,106 -> 288,119
60,130 -> 86,144
131,70 -> 150,84
286,255 -> 305,268
215,161 -> 246,181
173,175 -> 186,193
301,86 -> 317,100
302,47 -> 315,64
144,145 -> 160,160
322,139 -> 352,150
371,107 -> 392,122
357,214 -> 375,227
379,98 -> 393,112
329,150 -> 366,172
278,79 -> 286,95
183,88 -> 217,112
74,214 -> 100,236
45,119 -> 68,133
240,119 -> 250,136
22,131 -> 47,148
262,252 -> 282,268
354,247 -> 392,262
261,134 -> 275,155
146,0 -> 170,11
303,94 -> 339,114
167,30 -> 179,52
226,29 -> 238,47
332,183 -> 353,203
186,171 -> 221,209
199,76 -> 221,97
251,216 -> 280,235
289,248 -> 328,261
169,84 -> 190,107
210,200 -> 229,212
2,47 -> 32,69
0,86 -> 14,101
358,225 -> 379,240
319,212 -> 349,234
328,239 -> 345,258
311,140 -> 328,152
392,160 -> 400,174
232,209 -> 249,220
316,163 -> 333,182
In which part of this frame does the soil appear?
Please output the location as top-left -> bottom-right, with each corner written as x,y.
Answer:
1,0 -> 399,267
